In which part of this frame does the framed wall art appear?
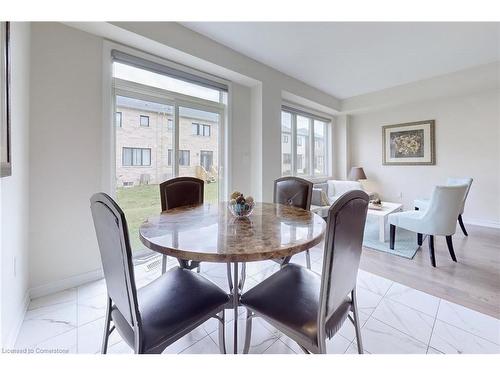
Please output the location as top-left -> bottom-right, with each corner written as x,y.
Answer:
1,21 -> 11,177
382,120 -> 435,166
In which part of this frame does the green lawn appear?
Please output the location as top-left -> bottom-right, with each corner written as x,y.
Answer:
117,182 -> 218,251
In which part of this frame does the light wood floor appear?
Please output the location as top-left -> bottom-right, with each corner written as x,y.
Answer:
359,224 -> 500,319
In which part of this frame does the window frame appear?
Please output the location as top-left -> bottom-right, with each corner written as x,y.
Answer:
281,106 -> 331,178
139,115 -> 150,127
202,124 -> 211,137
191,122 -> 211,137
200,150 -> 214,170
179,149 -> 190,166
122,147 -> 151,167
191,122 -> 200,135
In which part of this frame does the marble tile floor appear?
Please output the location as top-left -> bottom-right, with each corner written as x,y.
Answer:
14,246 -> 500,354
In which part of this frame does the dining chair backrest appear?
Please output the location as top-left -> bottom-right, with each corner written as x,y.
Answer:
160,177 -> 204,211
274,176 -> 313,210
422,185 -> 469,236
446,177 -> 473,214
318,190 -> 369,322
90,193 -> 140,328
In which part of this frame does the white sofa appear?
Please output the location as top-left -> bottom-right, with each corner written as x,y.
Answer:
310,179 -> 369,217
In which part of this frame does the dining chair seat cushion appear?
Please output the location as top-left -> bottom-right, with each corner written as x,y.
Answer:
413,199 -> 430,211
241,264 -> 351,347
111,266 -> 229,353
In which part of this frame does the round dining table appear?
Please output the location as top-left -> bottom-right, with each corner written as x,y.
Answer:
139,201 -> 326,354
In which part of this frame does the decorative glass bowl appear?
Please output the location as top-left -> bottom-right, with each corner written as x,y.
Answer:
228,201 -> 255,218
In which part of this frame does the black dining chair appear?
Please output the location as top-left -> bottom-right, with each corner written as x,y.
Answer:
159,177 -> 205,273
90,192 -> 229,354
241,190 -> 369,354
274,176 -> 314,269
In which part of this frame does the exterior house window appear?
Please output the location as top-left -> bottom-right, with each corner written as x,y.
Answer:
283,134 -> 289,143
115,112 -> 122,127
179,150 -> 190,166
192,122 -> 211,136
200,150 -> 213,171
167,118 -> 173,131
140,115 -> 150,127
122,147 -> 151,166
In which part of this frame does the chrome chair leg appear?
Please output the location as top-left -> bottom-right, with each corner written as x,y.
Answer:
243,309 -> 253,354
238,262 -> 247,291
197,265 -> 201,273
217,310 -> 226,354
226,262 -> 233,292
305,250 -> 311,270
232,262 -> 239,354
351,288 -> 364,354
161,255 -> 168,274
101,296 -> 112,354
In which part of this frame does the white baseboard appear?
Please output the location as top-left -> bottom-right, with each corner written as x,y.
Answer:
29,268 -> 104,299
4,289 -> 30,348
463,218 -> 500,229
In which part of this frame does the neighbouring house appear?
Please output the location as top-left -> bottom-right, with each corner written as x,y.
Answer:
115,96 -> 219,186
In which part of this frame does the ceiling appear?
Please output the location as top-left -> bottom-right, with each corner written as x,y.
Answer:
181,22 -> 500,99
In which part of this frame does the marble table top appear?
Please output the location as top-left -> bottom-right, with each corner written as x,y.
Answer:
139,202 -> 326,263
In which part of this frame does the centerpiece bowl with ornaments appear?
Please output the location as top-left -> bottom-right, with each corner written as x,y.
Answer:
228,191 -> 255,218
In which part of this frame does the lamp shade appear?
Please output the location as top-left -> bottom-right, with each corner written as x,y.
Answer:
349,167 -> 367,181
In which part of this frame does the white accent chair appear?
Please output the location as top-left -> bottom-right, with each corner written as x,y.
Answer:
414,177 -> 473,236
388,184 -> 468,267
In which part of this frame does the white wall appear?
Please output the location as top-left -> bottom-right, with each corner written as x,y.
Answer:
27,22 -> 340,294
29,23 -> 104,293
0,22 -> 31,346
333,115 -> 350,180
347,65 -> 500,227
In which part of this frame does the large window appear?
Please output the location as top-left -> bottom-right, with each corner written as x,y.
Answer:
122,147 -> 151,166
281,107 -> 330,177
113,51 -> 227,253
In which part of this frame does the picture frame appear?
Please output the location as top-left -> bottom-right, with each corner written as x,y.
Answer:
1,21 -> 11,177
382,120 -> 435,166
